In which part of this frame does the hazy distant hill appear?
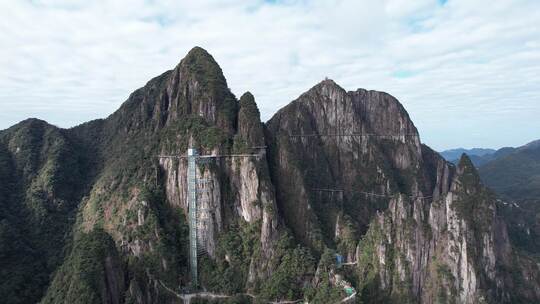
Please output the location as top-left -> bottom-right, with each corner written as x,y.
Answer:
439,148 -> 496,161
478,140 -> 540,255
479,140 -> 540,201
440,147 -> 516,166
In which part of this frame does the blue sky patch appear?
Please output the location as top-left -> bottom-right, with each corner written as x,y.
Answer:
392,70 -> 416,78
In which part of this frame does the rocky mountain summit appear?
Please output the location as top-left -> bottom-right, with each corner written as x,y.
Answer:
0,47 -> 538,304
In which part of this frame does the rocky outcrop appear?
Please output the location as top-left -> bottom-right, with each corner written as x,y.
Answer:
108,46 -> 237,134
266,79 -> 423,252
356,154 -> 516,303
266,80 -> 540,303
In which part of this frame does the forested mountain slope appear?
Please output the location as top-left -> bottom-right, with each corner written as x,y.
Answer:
478,140 -> 540,257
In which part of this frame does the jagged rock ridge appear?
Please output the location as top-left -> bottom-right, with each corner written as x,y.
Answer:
0,47 -> 538,304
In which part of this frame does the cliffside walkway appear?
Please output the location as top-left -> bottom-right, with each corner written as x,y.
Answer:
158,279 -> 306,304
158,272 -> 357,304
288,133 -> 418,138
312,188 -> 433,200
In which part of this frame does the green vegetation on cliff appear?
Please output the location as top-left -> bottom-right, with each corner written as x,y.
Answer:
41,228 -> 123,304
259,234 -> 315,301
200,220 -> 262,294
0,119 -> 96,304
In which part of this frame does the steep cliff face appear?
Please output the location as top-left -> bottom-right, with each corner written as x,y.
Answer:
265,80 -> 540,303
266,79 -> 423,253
1,47 -> 538,304
356,153 -> 521,303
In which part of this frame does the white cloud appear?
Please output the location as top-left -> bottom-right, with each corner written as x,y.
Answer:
0,0 -> 539,150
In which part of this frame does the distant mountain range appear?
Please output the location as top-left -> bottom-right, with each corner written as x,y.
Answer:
439,147 -> 515,166
479,141 -> 540,256
440,141 -> 540,201
478,140 -> 540,200
442,141 -> 540,256
439,148 -> 496,160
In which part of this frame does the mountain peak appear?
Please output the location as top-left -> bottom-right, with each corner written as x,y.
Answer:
107,46 -> 236,133
456,153 -> 483,187
458,153 -> 476,171
313,77 -> 341,89
183,46 -> 214,62
239,91 -> 255,103
320,77 -> 337,85
238,91 -> 260,123
181,46 -> 221,73
303,78 -> 346,100
239,92 -> 259,121
177,46 -> 228,95
6,118 -> 54,133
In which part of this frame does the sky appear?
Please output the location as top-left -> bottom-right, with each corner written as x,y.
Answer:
0,0 -> 539,151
